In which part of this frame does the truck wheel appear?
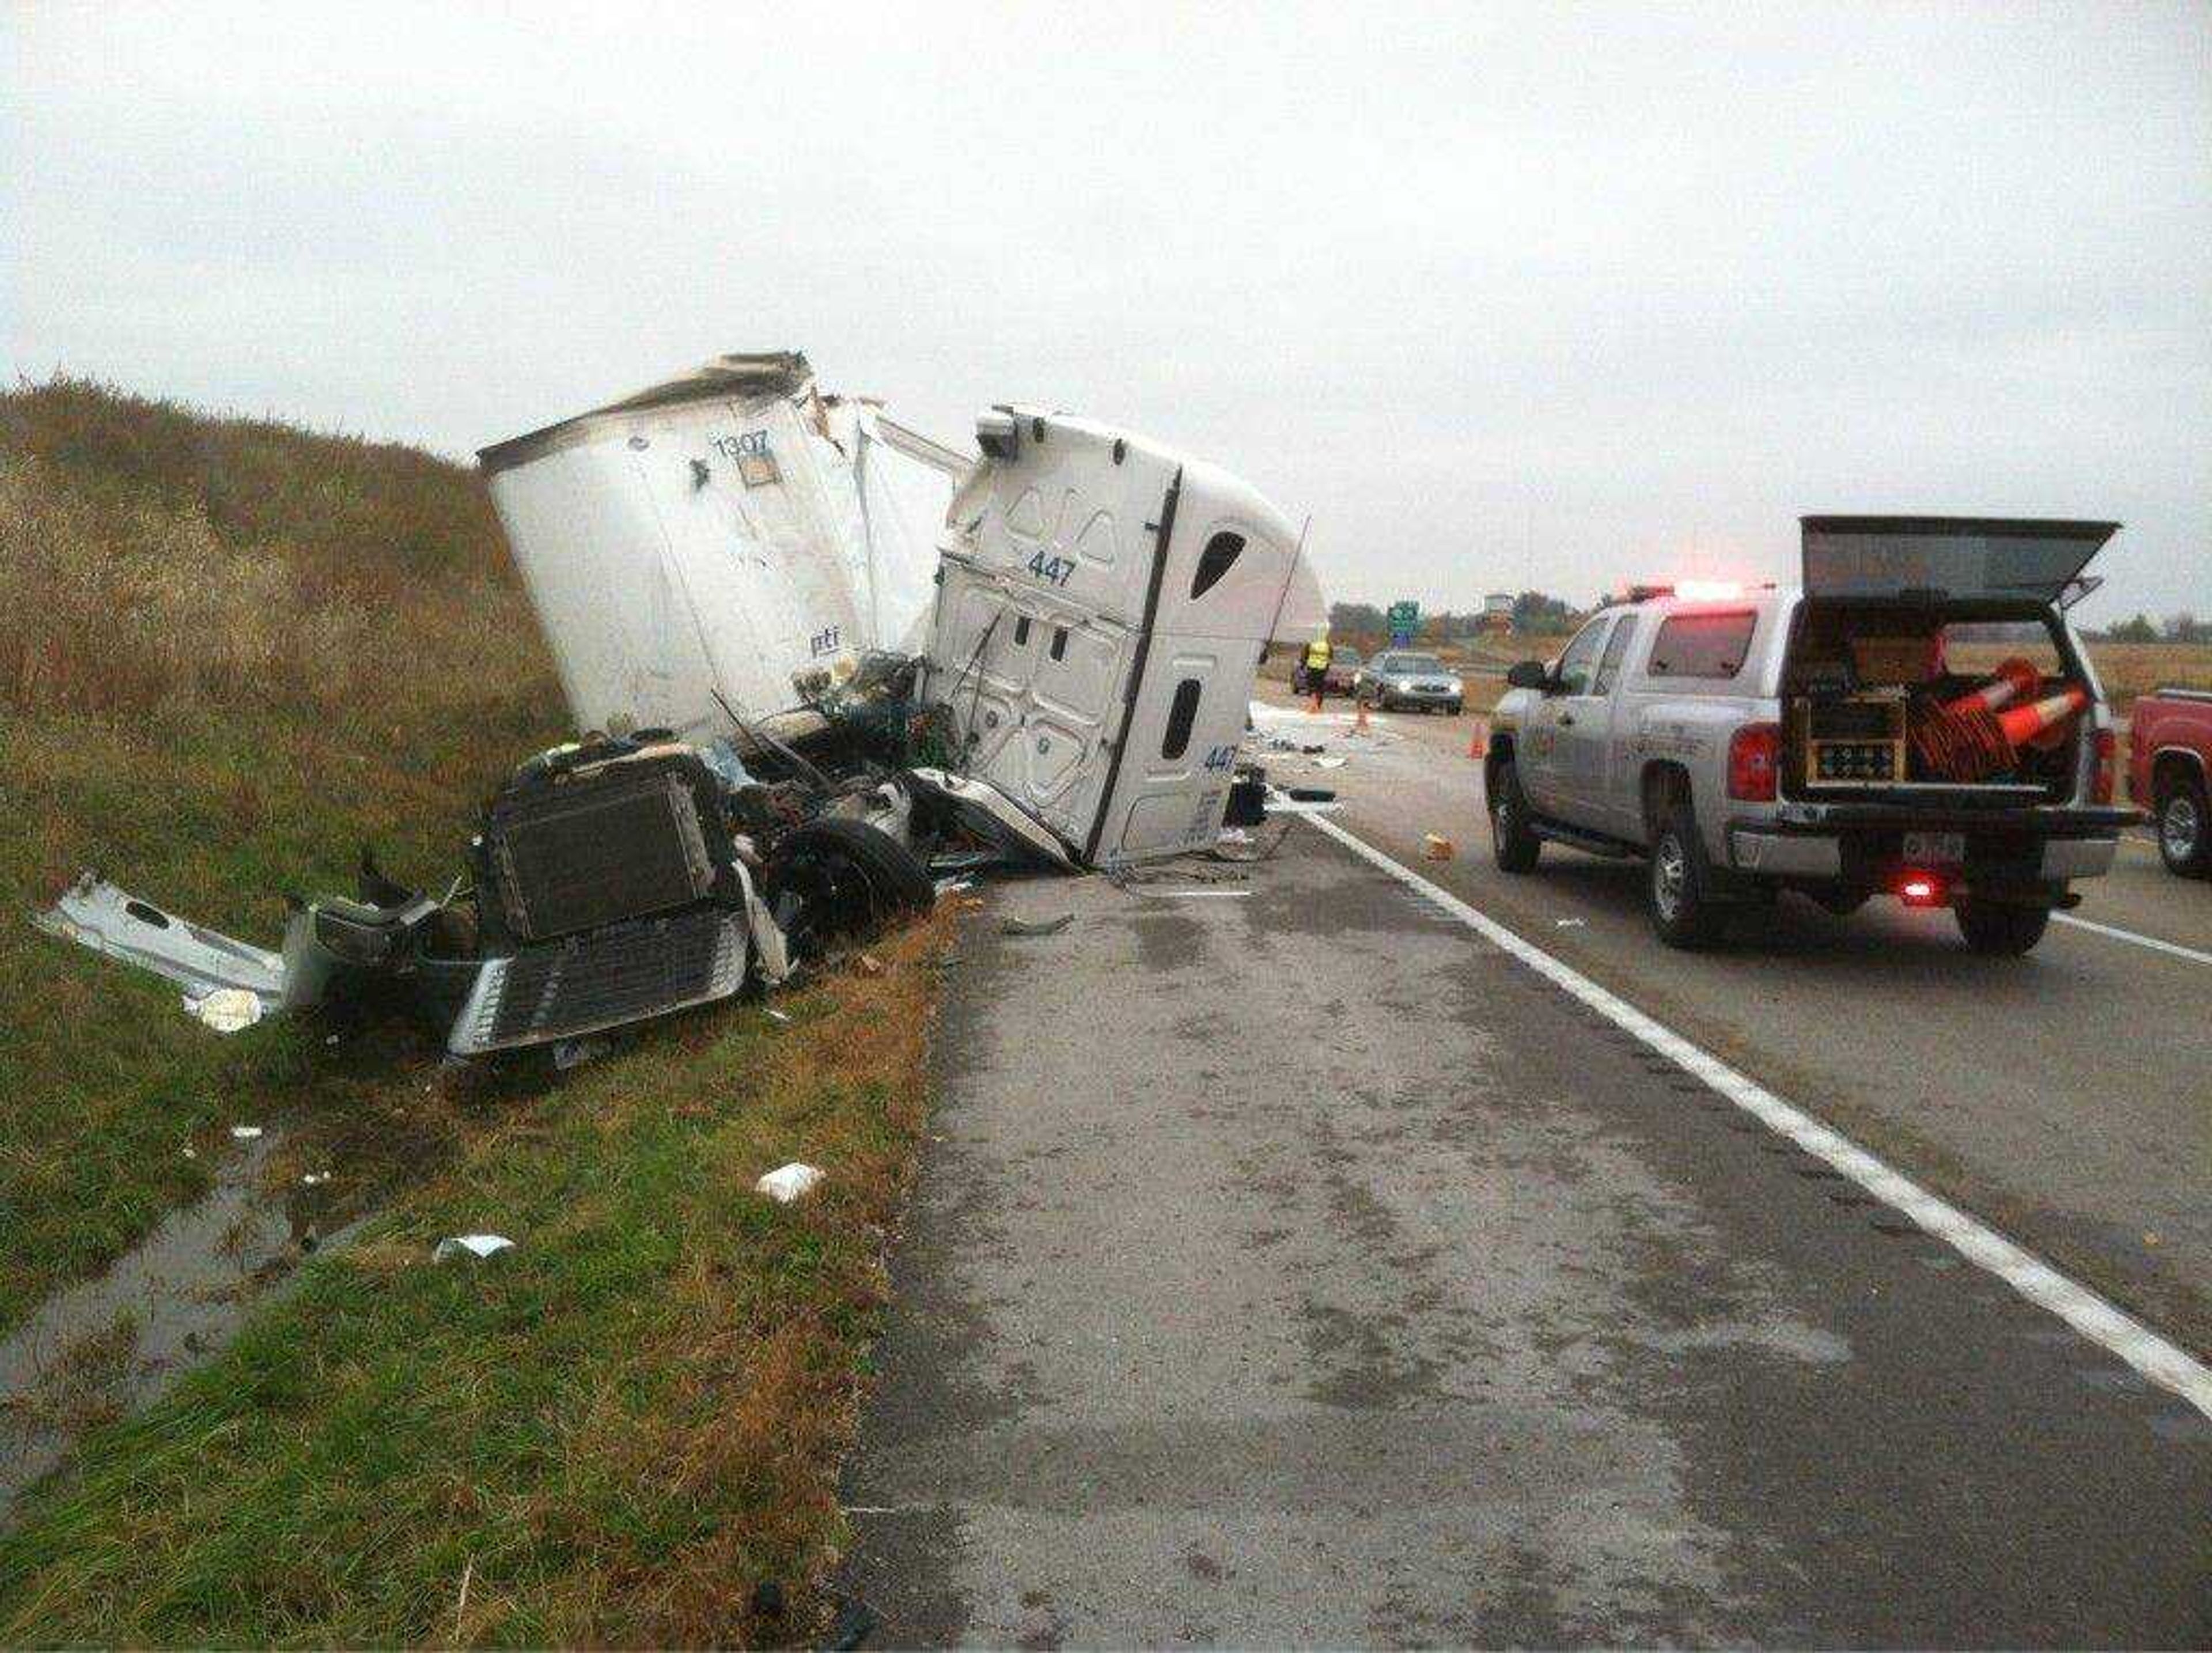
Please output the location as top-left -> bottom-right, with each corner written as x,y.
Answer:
2154,771 -> 2210,876
1489,761 -> 1541,873
762,818 -> 934,960
1648,801 -> 1729,949
1954,900 -> 2051,956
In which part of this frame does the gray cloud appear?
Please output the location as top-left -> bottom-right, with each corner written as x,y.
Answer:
6,1 -> 2207,621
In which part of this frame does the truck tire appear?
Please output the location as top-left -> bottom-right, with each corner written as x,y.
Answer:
2153,769 -> 2210,876
1648,800 -> 1729,949
762,818 -> 934,960
1954,899 -> 2051,956
1488,760 -> 1541,873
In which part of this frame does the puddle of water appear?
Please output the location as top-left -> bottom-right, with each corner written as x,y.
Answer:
0,1126 -> 356,1526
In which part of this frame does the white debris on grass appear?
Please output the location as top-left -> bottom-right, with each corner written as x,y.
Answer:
551,1035 -> 611,1071
433,1234 -> 514,1262
229,1124 -> 263,1141
756,1163 -> 824,1204
187,988 -> 264,1034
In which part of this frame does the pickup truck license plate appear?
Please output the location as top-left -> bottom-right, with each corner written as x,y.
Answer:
1903,831 -> 1967,865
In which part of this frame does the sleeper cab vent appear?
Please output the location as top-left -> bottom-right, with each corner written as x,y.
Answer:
1163,678 -> 1203,759
1191,531 -> 1244,600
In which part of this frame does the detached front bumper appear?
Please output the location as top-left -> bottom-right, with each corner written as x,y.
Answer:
1729,800 -> 2139,887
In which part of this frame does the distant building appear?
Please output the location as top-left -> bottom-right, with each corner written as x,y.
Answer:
1481,592 -> 1514,630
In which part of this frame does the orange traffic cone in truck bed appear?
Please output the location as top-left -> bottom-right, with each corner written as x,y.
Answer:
1944,657 -> 2040,717
1913,683 -> 2088,781
1996,686 -> 2088,746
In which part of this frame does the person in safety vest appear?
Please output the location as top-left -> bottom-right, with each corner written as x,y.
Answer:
1300,627 -> 1333,700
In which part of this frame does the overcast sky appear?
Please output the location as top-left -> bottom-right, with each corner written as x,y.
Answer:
6,2 -> 2207,621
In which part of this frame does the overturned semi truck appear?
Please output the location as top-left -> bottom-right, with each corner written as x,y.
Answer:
479,354 -> 1323,869
34,353 -> 1327,1061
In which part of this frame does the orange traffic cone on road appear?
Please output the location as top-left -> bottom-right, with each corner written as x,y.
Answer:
1466,717 -> 1488,760
1353,695 -> 1370,733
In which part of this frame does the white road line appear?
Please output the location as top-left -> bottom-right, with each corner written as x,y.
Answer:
2052,913 -> 2212,967
1300,809 -> 2212,1421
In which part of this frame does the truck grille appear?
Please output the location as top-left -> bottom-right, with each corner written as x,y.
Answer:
448,907 -> 748,1055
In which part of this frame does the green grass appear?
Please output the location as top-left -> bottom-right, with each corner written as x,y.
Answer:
1,376 -> 567,1332
0,916 -> 946,1645
2,377 -> 953,1641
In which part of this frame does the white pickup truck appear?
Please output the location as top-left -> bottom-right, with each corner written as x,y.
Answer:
1486,517 -> 2141,954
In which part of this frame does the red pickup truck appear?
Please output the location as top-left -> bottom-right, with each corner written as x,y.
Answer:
2130,687 -> 2212,875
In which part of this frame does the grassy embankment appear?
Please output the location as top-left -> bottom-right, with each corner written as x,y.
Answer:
1,379 -> 948,1641
2,376 -> 565,1329
0,912 -> 946,1645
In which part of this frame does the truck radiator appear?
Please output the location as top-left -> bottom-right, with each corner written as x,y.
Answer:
487,767 -> 716,941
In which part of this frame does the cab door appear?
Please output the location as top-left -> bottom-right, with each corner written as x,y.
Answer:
1563,615 -> 1641,830
1518,616 -> 1611,818
1550,617 -> 1631,819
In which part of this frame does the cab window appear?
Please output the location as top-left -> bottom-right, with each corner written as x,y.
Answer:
1592,616 -> 1638,695
1554,618 -> 1612,696
1647,610 -> 1756,679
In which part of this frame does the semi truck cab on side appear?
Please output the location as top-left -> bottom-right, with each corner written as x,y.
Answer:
1486,517 -> 2141,954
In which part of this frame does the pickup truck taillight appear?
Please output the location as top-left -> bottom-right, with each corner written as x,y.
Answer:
2091,727 -> 2116,805
1728,723 -> 1782,801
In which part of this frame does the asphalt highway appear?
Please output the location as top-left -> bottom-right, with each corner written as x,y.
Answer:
1253,682 -> 2212,1359
842,829 -> 2210,1646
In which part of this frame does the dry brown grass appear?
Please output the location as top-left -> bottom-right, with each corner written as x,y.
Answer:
1,376 -> 544,723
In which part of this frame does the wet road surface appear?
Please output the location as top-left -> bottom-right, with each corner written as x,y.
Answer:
841,829 -> 2210,1646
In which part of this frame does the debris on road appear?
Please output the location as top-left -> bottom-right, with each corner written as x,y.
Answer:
999,914 -> 1074,937
1422,833 -> 1456,861
756,1163 -> 824,1204
433,1234 -> 514,1262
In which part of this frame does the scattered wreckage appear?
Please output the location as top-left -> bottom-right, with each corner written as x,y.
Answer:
39,351 -> 1324,1057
